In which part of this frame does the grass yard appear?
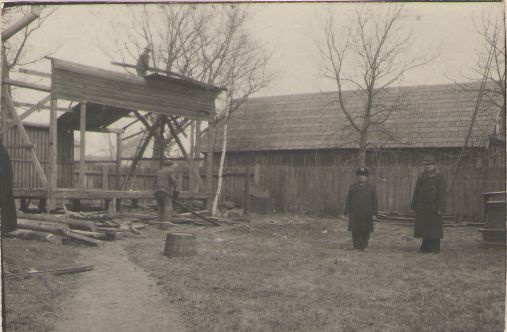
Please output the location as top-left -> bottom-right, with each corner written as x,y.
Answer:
125,215 -> 505,332
2,238 -> 82,332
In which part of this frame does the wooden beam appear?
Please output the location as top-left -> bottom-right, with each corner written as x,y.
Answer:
13,101 -> 69,113
48,96 -> 58,211
158,117 -> 165,167
166,119 -> 189,160
122,116 -> 144,130
243,167 -> 250,215
3,78 -> 51,92
2,87 -> 48,187
4,144 -> 34,149
166,118 -> 204,190
1,5 -> 43,41
206,121 -> 216,211
111,61 -> 225,92
5,229 -> 62,245
195,121 -> 202,158
79,102 -> 86,190
133,111 -> 164,147
116,132 -> 122,190
122,129 -> 144,141
93,127 -> 123,134
19,213 -> 97,232
9,95 -> 51,128
172,200 -> 220,226
189,120 -> 196,191
121,118 -> 160,189
1,46 -> 8,142
4,265 -> 94,279
18,68 -> 52,79
170,116 -> 188,138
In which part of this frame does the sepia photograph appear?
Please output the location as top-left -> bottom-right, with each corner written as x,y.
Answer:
0,1 -> 505,331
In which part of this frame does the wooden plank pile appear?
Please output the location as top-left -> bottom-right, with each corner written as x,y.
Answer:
8,211 -> 142,246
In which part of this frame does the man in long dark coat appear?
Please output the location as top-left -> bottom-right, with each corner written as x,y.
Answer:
411,155 -> 447,253
0,138 -> 17,234
343,167 -> 378,251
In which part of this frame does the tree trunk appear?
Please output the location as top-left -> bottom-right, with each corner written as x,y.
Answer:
357,131 -> 368,167
211,119 -> 228,216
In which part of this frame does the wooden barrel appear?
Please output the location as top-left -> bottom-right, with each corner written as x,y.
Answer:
164,232 -> 197,257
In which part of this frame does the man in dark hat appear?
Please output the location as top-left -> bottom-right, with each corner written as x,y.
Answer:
136,46 -> 152,77
153,160 -> 180,228
343,167 -> 378,251
411,155 -> 447,253
0,137 -> 17,234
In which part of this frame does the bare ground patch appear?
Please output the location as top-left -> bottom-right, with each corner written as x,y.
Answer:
124,215 -> 505,332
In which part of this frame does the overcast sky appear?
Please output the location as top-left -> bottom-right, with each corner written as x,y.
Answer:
5,2 -> 505,156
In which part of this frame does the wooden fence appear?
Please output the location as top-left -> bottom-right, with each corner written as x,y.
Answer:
218,165 -> 505,221
71,162 -> 253,209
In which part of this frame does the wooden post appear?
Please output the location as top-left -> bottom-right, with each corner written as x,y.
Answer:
78,102 -> 86,190
116,132 -> 122,189
1,45 -> 6,143
166,118 -> 204,189
243,167 -> 250,215
159,117 -> 165,168
102,165 -> 109,211
206,121 -> 216,211
1,5 -> 42,41
254,163 -> 261,186
116,132 -> 122,212
3,87 -> 48,186
189,120 -> 196,191
195,121 -> 201,159
47,97 -> 58,212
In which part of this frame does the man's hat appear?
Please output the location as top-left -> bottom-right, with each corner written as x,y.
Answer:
356,167 -> 369,176
145,46 -> 152,51
422,155 -> 436,165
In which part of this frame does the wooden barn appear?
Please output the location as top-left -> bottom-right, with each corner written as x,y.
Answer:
207,82 -> 505,220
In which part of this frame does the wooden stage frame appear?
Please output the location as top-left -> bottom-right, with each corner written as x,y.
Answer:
2,54 -> 221,213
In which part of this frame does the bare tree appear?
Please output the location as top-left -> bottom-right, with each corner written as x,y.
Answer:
199,7 -> 271,215
102,4 -> 210,159
472,9 -> 505,136
106,4 -> 271,215
318,5 -> 429,167
2,6 -> 57,72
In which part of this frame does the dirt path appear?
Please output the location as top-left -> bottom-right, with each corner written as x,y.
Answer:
53,241 -> 187,332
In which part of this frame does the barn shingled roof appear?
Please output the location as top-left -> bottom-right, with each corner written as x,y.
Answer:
209,82 -> 502,152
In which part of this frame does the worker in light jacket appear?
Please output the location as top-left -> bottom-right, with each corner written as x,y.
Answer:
136,46 -> 151,76
343,167 -> 378,251
0,138 -> 17,234
411,155 -> 447,253
153,161 -> 180,228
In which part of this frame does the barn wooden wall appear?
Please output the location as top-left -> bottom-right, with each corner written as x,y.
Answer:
5,124 -> 74,189
214,148 -> 505,220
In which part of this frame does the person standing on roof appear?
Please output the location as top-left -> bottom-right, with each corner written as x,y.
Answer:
153,161 -> 180,229
136,46 -> 151,77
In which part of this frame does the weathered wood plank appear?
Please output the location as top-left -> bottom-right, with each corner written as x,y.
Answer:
3,87 -> 48,187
